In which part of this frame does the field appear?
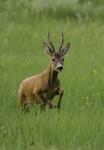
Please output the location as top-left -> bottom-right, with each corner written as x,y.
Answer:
0,0 -> 104,150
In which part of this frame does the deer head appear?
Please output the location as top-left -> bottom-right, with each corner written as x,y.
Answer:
43,32 -> 70,72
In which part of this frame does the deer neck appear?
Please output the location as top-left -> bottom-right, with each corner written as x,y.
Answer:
47,64 -> 58,87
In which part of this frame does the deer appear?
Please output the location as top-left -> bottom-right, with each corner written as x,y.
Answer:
17,33 -> 70,111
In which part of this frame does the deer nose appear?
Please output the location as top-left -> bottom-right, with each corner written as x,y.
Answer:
57,64 -> 63,71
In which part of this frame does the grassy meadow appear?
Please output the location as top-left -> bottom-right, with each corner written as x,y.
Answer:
0,0 -> 104,150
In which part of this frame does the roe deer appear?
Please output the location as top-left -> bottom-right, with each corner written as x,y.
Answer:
17,33 -> 70,110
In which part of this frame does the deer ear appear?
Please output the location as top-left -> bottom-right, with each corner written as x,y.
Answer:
43,42 -> 54,56
61,42 -> 70,56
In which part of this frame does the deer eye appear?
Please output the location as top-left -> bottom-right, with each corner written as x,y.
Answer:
52,58 -> 55,62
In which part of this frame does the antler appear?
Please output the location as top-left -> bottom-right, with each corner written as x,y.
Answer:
59,32 -> 64,51
43,42 -> 52,51
48,32 -> 55,52
43,32 -> 55,54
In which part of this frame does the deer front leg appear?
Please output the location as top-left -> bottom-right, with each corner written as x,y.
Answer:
46,100 -> 53,109
33,89 -> 53,110
57,88 -> 64,109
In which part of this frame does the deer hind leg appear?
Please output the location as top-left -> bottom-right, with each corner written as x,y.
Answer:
21,96 -> 33,113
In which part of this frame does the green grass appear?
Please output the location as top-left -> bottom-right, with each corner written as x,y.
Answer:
0,19 -> 104,150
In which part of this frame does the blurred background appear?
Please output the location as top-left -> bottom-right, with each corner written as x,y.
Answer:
0,0 -> 104,23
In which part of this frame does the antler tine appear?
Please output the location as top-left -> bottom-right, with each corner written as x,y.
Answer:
59,32 -> 64,51
48,32 -> 55,51
43,42 -> 50,49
